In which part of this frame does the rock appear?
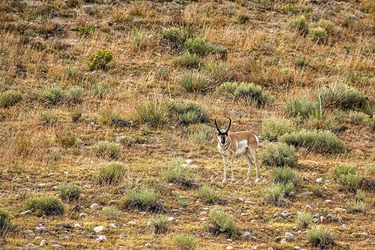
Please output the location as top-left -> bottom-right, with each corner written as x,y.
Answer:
40,240 -> 48,246
94,226 -> 107,233
63,171 -> 69,175
35,225 -> 47,232
90,203 -> 101,210
285,232 -> 294,241
74,223 -> 82,228
167,217 -> 174,222
79,213 -> 88,218
145,243 -> 152,248
324,200 -> 332,203
21,210 -> 32,215
25,243 -> 37,249
95,235 -> 107,242
226,246 -> 234,250
127,221 -> 136,225
315,178 -> 323,183
15,177 -> 23,183
51,244 -> 65,249
24,229 -> 35,237
186,159 -> 194,164
299,191 -> 313,196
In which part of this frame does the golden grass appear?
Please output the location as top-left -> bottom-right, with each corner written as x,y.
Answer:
0,0 -> 375,249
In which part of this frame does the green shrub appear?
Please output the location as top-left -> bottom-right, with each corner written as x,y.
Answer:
40,111 -> 59,125
59,183 -> 82,201
56,128 -> 81,148
136,99 -> 172,129
25,196 -> 65,216
77,24 -> 95,37
279,130 -> 345,154
216,82 -> 270,107
197,186 -> 219,205
356,189 -> 366,201
162,26 -> 193,50
71,111 -> 82,122
281,4 -> 299,13
289,15 -> 309,36
173,233 -> 197,250
41,87 -> 66,105
259,142 -> 298,168
284,96 -> 319,119
132,27 -> 145,51
333,164 -> 356,179
172,52 -> 205,69
172,100 -> 209,125
338,174 -> 362,192
0,90 -> 23,108
179,72 -> 209,94
0,209 -> 12,235
264,182 -> 294,206
270,166 -> 299,186
307,227 -> 335,248
94,161 -> 127,185
261,117 -> 296,141
67,87 -> 83,103
318,83 -> 368,111
88,50 -> 113,71
122,188 -> 162,212
312,19 -> 336,35
308,27 -> 328,44
296,212 -> 313,229
311,185 -> 324,197
102,206 -> 120,220
150,215 -> 171,234
163,157 -> 196,188
93,141 -> 122,159
208,207 -> 241,239
346,201 -> 365,213
184,37 -> 227,58
91,82 -> 110,99
190,124 -> 213,144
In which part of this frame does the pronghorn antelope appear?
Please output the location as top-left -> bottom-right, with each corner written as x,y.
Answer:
214,117 -> 259,183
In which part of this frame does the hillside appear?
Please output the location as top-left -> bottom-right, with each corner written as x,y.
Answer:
1,0 -> 375,249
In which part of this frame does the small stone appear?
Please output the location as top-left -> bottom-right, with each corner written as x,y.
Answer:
21,210 -> 32,215
79,213 -> 87,218
108,223 -> 117,228
90,203 -> 101,210
64,171 -> 69,175
127,221 -> 136,225
94,226 -> 107,233
40,240 -> 48,246
95,235 -> 107,242
226,246 -> 234,250
316,178 -> 323,183
167,217 -> 174,222
324,200 -> 332,203
74,224 -> 82,228
24,243 -> 37,249
145,243 -> 152,248
51,244 -> 65,249
35,225 -> 47,232
15,178 -> 23,183
285,232 -> 294,241
186,159 -> 194,164
299,191 -> 313,196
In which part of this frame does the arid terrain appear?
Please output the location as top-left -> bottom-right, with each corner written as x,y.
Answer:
1,0 -> 375,249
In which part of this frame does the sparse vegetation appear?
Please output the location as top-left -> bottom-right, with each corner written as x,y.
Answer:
0,209 -> 12,235
264,182 -> 294,206
94,161 -> 127,185
259,142 -> 298,168
102,206 -> 120,220
296,212 -> 313,229
59,183 -> 82,201
284,97 -> 319,119
150,215 -> 171,234
173,233 -> 197,250
208,207 -> 241,239
307,227 -> 335,249
136,99 -> 172,129
0,90 -> 23,108
25,196 -> 65,217
92,141 -> 122,159
261,117 -> 296,141
172,100 -> 209,125
197,185 -> 219,205
88,50 -> 113,71
122,188 -> 162,212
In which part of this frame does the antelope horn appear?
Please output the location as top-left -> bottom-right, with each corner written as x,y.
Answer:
225,117 -> 231,133
214,117 -> 221,133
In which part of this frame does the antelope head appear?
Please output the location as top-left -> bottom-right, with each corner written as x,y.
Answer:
214,117 -> 231,145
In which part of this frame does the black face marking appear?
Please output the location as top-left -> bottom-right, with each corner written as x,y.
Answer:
218,132 -> 228,145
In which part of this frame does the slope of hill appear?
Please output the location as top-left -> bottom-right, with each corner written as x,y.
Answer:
1,0 -> 375,249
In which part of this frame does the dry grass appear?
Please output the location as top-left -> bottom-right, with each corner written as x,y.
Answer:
0,0 -> 375,249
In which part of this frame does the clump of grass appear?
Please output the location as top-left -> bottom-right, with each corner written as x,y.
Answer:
356,189 -> 366,201
346,201 -> 365,213
92,141 -> 122,159
163,158 -> 196,188
259,142 -> 298,168
296,212 -> 313,229
0,90 -> 23,108
173,233 -> 197,250
71,111 -> 82,123
122,188 -> 162,212
197,186 -> 219,205
40,111 -> 59,125
179,72 -> 210,94
281,4 -> 299,14
184,37 -> 227,58
91,82 -> 110,99
264,182 -> 294,206
216,81 -> 270,107
77,24 -> 95,37
88,49 -> 113,71
172,100 -> 209,125
289,15 -> 309,36
311,185 -> 324,197
40,86 -> 66,105
308,27 -> 328,44
59,183 -> 82,201
208,207 -> 241,239
25,196 -> 65,216
270,166 -> 299,186
94,161 -> 127,185
318,82 -> 368,112
162,26 -> 193,50
261,117 -> 296,141
136,99 -> 172,129
56,128 -> 81,148
333,164 -> 362,192
0,209 -> 12,235
102,206 -> 120,220
190,124 -> 213,144
150,215 -> 171,234
67,86 -> 83,103
284,96 -> 319,119
279,130 -> 345,154
307,227 -> 335,249
312,19 -> 336,35
172,52 -> 205,69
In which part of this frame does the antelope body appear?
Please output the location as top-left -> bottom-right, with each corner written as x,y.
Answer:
215,117 -> 259,183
